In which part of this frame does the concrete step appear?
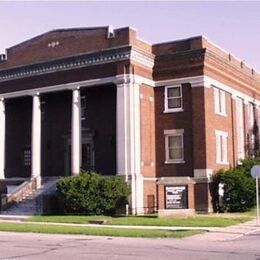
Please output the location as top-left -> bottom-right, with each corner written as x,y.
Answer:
1,177 -> 59,216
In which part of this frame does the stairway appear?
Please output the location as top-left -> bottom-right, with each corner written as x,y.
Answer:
1,177 -> 59,216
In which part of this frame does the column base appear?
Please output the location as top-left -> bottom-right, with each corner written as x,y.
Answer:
31,176 -> 42,190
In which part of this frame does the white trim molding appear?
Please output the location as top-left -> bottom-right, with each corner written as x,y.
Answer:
1,74 -> 259,107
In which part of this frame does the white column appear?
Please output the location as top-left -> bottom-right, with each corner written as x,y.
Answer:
116,77 -> 143,215
0,98 -> 5,179
31,94 -> 41,185
116,82 -> 130,177
71,88 -> 81,175
130,81 -> 143,215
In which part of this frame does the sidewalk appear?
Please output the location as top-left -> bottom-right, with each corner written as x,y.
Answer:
0,214 -> 259,241
186,219 -> 260,241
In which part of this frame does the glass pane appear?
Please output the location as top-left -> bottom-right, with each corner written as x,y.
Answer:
167,87 -> 180,98
169,148 -> 182,159
169,136 -> 182,147
168,98 -> 181,108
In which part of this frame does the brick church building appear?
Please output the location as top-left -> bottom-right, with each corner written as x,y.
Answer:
0,26 -> 259,215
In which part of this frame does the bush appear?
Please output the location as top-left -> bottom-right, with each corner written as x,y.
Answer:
216,159 -> 258,212
56,172 -> 131,215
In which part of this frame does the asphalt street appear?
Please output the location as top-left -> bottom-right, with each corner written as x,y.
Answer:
0,231 -> 260,260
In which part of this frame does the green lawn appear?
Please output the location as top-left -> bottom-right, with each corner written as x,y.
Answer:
0,223 -> 202,238
28,213 -> 253,227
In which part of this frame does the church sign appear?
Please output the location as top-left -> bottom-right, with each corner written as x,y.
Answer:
165,185 -> 188,209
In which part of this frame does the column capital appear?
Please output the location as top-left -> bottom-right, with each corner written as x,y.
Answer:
31,92 -> 40,97
72,86 -> 80,91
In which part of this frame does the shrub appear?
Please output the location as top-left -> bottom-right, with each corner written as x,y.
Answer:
216,159 -> 258,212
56,172 -> 130,215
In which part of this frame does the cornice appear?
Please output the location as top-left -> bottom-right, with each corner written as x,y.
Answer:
131,47 -> 154,69
0,46 -> 131,82
205,49 -> 260,84
0,46 -> 154,83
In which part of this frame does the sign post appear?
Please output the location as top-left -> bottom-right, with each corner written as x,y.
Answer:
250,165 -> 260,226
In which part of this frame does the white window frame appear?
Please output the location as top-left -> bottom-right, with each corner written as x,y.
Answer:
164,85 -> 183,113
164,129 -> 185,164
213,87 -> 227,116
215,130 -> 229,165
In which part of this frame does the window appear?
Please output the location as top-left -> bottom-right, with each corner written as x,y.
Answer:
81,95 -> 86,120
164,129 -> 184,163
164,86 -> 183,112
24,149 -> 31,166
236,98 -> 245,161
248,102 -> 254,130
214,87 -> 227,116
215,130 -> 228,164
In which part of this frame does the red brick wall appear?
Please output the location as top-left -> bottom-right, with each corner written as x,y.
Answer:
0,27 -> 131,69
191,87 -> 207,169
154,83 -> 194,177
204,87 -> 234,171
140,84 -> 156,177
143,180 -> 157,213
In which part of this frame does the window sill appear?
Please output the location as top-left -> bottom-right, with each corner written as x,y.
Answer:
164,108 -> 184,114
215,112 -> 228,117
165,160 -> 185,164
216,161 -> 229,165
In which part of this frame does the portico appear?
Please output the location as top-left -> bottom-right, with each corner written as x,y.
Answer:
0,75 -> 145,214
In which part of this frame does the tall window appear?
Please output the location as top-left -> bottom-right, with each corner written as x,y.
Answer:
164,86 -> 183,112
248,102 -> 254,130
236,98 -> 245,161
164,129 -> 184,163
81,95 -> 86,120
248,102 -> 256,157
215,130 -> 228,164
214,87 -> 227,116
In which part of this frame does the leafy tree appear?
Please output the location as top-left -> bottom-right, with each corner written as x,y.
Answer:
216,159 -> 258,212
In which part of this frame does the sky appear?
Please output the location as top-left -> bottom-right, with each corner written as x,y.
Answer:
0,1 -> 260,71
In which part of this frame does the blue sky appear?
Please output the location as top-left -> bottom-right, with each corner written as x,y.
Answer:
1,1 -> 260,70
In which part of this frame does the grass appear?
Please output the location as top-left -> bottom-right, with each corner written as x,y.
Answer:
0,223 -> 203,238
28,212 -> 253,227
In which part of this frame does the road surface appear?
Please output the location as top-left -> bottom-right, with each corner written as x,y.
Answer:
0,231 -> 259,260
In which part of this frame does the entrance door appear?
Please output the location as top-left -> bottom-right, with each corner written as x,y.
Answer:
64,135 -> 95,176
81,140 -> 95,172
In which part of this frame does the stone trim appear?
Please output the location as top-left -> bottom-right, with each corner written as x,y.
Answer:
157,177 -> 195,185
